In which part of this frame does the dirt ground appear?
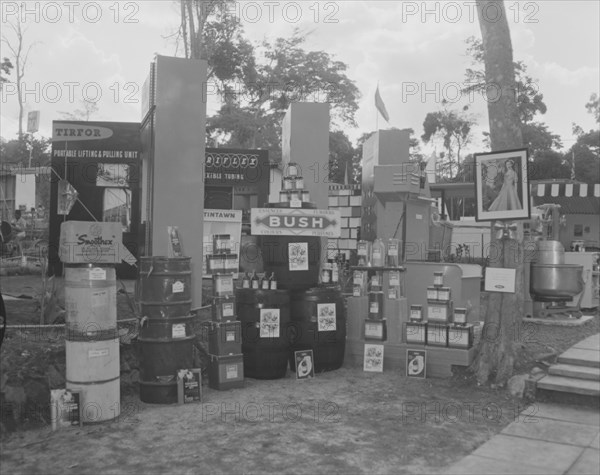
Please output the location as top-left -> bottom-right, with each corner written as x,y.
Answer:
1,273 -> 598,474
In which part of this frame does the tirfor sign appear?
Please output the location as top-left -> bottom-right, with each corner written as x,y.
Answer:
251,208 -> 341,237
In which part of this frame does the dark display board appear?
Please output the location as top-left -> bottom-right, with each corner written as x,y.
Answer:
49,121 -> 141,278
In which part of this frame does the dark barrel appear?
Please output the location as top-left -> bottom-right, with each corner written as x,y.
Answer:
138,256 -> 192,318
258,203 -> 321,291
137,256 -> 194,404
236,288 -> 291,379
288,287 -> 346,373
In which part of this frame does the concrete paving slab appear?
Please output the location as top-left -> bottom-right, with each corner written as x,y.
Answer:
501,417 -> 599,447
590,434 -> 600,451
446,454 -> 561,475
549,364 -> 600,381
573,334 -> 600,351
559,348 -> 600,368
566,448 -> 600,475
533,403 -> 600,427
538,375 -> 600,396
472,435 -> 584,473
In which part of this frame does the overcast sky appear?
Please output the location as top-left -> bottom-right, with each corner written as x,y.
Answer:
1,1 -> 598,155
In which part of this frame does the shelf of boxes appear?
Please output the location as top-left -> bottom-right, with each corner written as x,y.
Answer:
327,184 -> 362,260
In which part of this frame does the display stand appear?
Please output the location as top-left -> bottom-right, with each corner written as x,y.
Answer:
344,265 -> 477,377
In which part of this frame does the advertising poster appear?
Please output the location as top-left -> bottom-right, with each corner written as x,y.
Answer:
363,344 -> 384,372
295,350 -> 315,380
406,349 -> 427,378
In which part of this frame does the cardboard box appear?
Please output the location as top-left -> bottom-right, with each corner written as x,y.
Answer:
427,323 -> 449,347
364,319 -> 387,341
208,354 -> 244,390
405,322 -> 427,345
203,321 -> 242,356
212,296 -> 237,322
448,324 -> 474,349
59,221 -> 122,264
177,368 -> 202,404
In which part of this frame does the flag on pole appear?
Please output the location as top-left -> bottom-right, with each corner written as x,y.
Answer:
375,85 -> 390,122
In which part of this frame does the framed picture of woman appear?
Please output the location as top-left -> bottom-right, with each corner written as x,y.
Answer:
474,148 -> 530,222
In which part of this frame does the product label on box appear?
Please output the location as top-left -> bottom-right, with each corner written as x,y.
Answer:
353,271 -> 364,285
389,271 -> 400,287
449,328 -> 470,347
370,302 -> 379,314
365,322 -> 383,339
215,275 -> 233,294
353,286 -> 361,297
91,290 -> 108,308
428,305 -> 448,321
388,288 -> 397,300
222,303 -> 234,317
177,369 -> 201,403
427,288 -> 438,300
172,323 -> 186,339
410,309 -> 421,320
226,364 -> 238,379
89,268 -> 107,281
290,199 -> 302,208
172,281 -> 184,294
317,303 -> 336,331
226,331 -> 236,342
388,244 -> 398,256
260,309 -> 280,338
357,243 -> 367,256
88,348 -> 109,358
372,275 -> 380,286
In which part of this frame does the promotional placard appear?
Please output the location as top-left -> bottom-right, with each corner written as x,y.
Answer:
406,349 -> 427,378
50,389 -> 82,430
288,242 -> 309,271
295,350 -> 315,380
317,303 -> 337,332
251,208 -> 341,237
259,308 -> 280,338
177,369 -> 202,404
363,344 -> 384,372
484,267 -> 516,293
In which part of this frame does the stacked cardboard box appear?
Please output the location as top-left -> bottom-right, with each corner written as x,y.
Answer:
327,184 -> 362,260
202,274 -> 244,390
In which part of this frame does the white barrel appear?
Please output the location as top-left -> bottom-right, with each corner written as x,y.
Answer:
65,338 -> 120,423
64,265 -> 117,336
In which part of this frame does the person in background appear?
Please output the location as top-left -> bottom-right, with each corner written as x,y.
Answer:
10,209 -> 27,255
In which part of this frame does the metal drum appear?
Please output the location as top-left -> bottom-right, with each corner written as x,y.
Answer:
288,287 -> 346,373
137,257 -> 194,404
236,288 -> 291,379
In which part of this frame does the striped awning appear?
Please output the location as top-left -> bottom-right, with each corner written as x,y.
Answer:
531,182 -> 600,198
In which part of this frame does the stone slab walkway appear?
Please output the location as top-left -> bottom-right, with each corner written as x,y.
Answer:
446,402 -> 599,474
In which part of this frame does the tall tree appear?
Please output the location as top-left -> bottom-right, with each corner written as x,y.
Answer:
569,93 -> 600,183
471,0 -> 524,386
1,16 -> 38,139
0,57 -> 13,89
59,99 -> 99,121
421,106 -> 476,180
208,29 -> 360,155
463,35 -> 561,157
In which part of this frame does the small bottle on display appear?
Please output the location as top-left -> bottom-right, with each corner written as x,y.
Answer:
387,238 -> 400,267
269,272 -> 277,290
261,274 -> 270,290
251,270 -> 259,289
321,262 -> 331,284
371,238 -> 384,267
242,272 -> 250,289
332,261 -> 339,284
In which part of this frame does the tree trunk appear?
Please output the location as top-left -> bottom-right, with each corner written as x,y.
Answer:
471,0 -> 525,386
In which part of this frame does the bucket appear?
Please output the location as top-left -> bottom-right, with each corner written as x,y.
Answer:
65,336 -> 120,423
288,287 -> 346,373
64,264 -> 117,336
236,288 -> 291,379
138,257 -> 192,318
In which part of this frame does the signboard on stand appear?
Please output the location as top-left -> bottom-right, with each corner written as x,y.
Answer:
251,208 -> 341,237
203,209 -> 242,277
